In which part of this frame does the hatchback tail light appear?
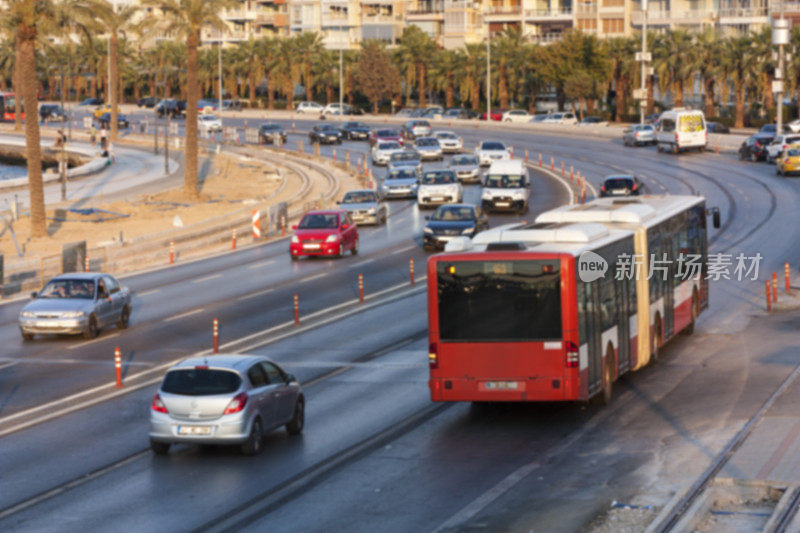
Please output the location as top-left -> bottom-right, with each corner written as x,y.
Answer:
223,392 -> 248,414
674,133 -> 679,142
428,342 -> 438,369
151,393 -> 168,414
601,185 -> 606,192
565,341 -> 579,368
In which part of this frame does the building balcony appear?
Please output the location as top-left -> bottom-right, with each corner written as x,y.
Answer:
224,9 -> 256,21
574,3 -> 597,16
524,8 -> 572,20
530,31 -> 565,44
718,6 -> 769,24
202,30 -> 249,42
630,9 -> 715,25
322,13 -> 353,26
255,13 -> 288,26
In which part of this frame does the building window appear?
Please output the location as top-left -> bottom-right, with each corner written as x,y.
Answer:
601,17 -> 623,33
601,0 -> 624,7
577,18 -> 597,30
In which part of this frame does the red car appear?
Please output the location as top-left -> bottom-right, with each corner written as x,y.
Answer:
290,210 -> 359,260
369,128 -> 404,147
479,108 -> 506,121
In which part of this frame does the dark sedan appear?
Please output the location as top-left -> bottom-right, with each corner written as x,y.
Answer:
97,112 -> 129,129
39,104 -> 66,122
137,97 -> 158,108
258,123 -> 288,144
78,97 -> 104,106
423,204 -> 489,251
739,134 -> 774,162
309,124 -> 343,144
706,121 -> 729,134
340,121 -> 371,140
600,175 -> 642,197
443,108 -> 478,120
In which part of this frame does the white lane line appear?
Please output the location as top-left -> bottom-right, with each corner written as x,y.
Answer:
137,289 -> 159,297
192,273 -> 222,283
391,244 -> 418,255
0,361 -> 18,371
353,258 -> 375,268
68,332 -> 120,350
165,308 -> 204,322
237,288 -> 275,301
0,357 -> 154,367
248,260 -> 276,270
301,272 -> 328,283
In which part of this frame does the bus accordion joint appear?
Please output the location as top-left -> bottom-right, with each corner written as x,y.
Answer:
428,343 -> 438,369
706,207 -> 721,229
566,341 -> 579,368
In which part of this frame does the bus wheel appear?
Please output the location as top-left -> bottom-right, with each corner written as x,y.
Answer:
593,347 -> 614,406
682,292 -> 698,336
651,319 -> 661,364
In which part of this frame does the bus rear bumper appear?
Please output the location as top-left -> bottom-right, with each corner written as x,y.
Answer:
429,377 -> 574,402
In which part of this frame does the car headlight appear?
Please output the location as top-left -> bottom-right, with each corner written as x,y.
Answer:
21,311 -> 35,318
423,227 -> 433,234
461,227 -> 475,235
325,234 -> 339,243
61,311 -> 86,318
291,235 -> 299,244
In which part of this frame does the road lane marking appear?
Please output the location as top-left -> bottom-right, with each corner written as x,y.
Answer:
300,272 -> 327,283
137,289 -> 159,297
353,258 -> 375,267
165,308 -> 204,322
0,357 -> 153,367
248,260 -> 276,270
0,361 -> 18,371
68,332 -> 120,350
237,288 -> 274,301
192,273 -> 222,283
390,244 -> 417,255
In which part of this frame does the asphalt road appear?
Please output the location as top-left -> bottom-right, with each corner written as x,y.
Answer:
2,116 -> 799,532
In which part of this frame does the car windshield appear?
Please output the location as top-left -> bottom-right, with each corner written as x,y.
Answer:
343,191 -> 378,204
377,130 -> 398,137
261,124 -> 280,131
635,125 -> 653,132
480,142 -> 506,151
391,152 -> 419,162
378,142 -> 401,150
347,122 -> 367,128
161,368 -> 242,396
421,171 -> 456,184
432,206 -> 474,221
320,125 -> 338,131
39,279 -> 95,299
452,155 -> 477,166
485,174 -> 525,188
386,170 -> 416,180
604,178 -> 633,189
298,213 -> 339,229
417,138 -> 438,147
436,132 -> 457,139
413,121 -> 429,127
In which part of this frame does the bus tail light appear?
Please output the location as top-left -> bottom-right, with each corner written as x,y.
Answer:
566,342 -> 579,368
428,343 -> 438,369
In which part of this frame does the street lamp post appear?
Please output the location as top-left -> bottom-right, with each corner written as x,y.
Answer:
485,18 -> 491,122
774,1 -> 789,134
218,32 -> 223,112
60,66 -> 67,202
339,47 -> 344,117
638,0 -> 648,125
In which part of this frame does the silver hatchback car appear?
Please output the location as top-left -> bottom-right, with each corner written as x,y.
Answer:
149,355 -> 304,456
19,272 -> 132,341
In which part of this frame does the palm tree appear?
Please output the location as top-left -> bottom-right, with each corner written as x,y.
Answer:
604,36 -> 636,122
275,37 -> 300,109
693,28 -> 722,118
457,43 -> 485,111
429,48 -> 458,108
397,26 -> 436,107
293,32 -> 324,101
144,0 -> 235,199
256,37 -> 280,109
789,26 -> 800,119
751,25 -> 776,114
723,35 -> 758,128
653,29 -> 694,107
491,26 -> 526,109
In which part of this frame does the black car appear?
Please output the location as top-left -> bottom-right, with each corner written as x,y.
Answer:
39,104 -> 65,122
78,97 -> 104,106
739,134 -> 774,162
156,99 -> 183,118
600,175 -> 642,197
309,124 -> 342,144
706,121 -> 729,134
137,97 -> 158,108
258,123 -> 287,144
759,123 -> 792,135
97,112 -> 129,129
339,121 -> 371,140
423,204 -> 489,251
644,113 -> 660,124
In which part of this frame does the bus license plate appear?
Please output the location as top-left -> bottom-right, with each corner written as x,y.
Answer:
178,425 -> 211,435
483,381 -> 520,390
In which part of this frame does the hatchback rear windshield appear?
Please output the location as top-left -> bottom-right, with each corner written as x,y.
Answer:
604,178 -> 633,189
422,172 -> 456,184
452,155 -> 477,165
162,369 -> 242,396
480,142 -> 505,151
377,130 -> 399,137
417,138 -> 438,146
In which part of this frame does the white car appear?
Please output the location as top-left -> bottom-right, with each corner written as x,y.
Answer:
475,140 -> 511,166
296,101 -> 323,114
371,141 -> 404,166
415,137 -> 444,161
433,131 -> 463,153
502,109 -> 531,123
198,114 -> 222,135
542,112 -> 577,125
787,119 -> 800,133
417,170 -> 462,208
481,159 -> 530,214
766,134 -> 800,163
322,103 -> 352,115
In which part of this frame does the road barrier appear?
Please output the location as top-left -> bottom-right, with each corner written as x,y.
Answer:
232,228 -> 237,250
252,209 -> 262,240
570,165 -> 574,181
84,255 -> 90,272
538,153 -> 542,167
213,318 -> 219,354
410,259 -> 415,286
293,293 -> 300,325
786,262 -> 791,292
169,240 -> 175,265
766,280 -> 772,312
773,273 -> 778,303
114,347 -> 122,388
358,273 -> 364,303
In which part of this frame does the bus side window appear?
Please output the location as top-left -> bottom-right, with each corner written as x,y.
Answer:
577,281 -> 587,345
600,277 -> 616,331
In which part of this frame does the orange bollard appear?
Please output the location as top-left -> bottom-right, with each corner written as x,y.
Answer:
169,241 -> 174,265
766,280 -> 772,311
292,122 -> 296,133
525,149 -> 529,163
786,262 -> 791,292
410,259 -> 415,285
293,293 -> 300,325
332,148 -> 336,162
581,187 -> 586,204
773,273 -> 778,303
550,156 -> 554,171
281,216 -> 286,237
213,318 -> 219,353
570,165 -> 574,181
232,228 -> 237,250
346,151 -> 350,166
510,146 -> 514,158
358,273 -> 364,303
538,153 -> 542,167
561,161 -> 565,176
84,255 -> 90,272
114,347 -> 122,388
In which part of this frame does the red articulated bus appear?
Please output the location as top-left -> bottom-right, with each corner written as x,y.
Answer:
427,195 -> 714,404
0,93 -> 24,122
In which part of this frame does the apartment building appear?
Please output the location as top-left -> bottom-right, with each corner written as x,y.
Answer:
200,0 -> 289,44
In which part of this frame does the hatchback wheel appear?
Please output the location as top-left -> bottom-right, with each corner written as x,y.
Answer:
351,238 -> 359,255
286,398 -> 305,435
751,152 -> 759,163
150,440 -> 170,455
117,306 -> 130,330
241,418 -> 264,456
21,330 -> 34,342
83,315 -> 99,339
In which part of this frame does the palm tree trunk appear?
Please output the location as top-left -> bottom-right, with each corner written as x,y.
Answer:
499,67 -> 509,109
704,77 -> 715,118
615,77 -> 625,122
764,72 -> 774,112
445,79 -> 453,109
305,68 -> 313,101
325,85 -> 333,104
471,79 -> 480,111
249,68 -> 256,104
109,33 -> 119,142
13,34 -> 22,132
185,30 -> 200,199
266,73 -> 274,109
18,28 -> 46,238
418,63 -> 427,108
734,82 -> 745,129
675,79 -> 684,107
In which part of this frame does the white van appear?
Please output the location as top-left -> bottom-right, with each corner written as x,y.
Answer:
481,159 -> 530,214
656,108 -> 707,153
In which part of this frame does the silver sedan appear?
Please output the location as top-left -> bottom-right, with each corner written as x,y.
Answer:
415,137 -> 444,161
19,272 -> 132,340
623,124 -> 656,147
337,189 -> 388,225
149,355 -> 304,456
449,154 -> 481,183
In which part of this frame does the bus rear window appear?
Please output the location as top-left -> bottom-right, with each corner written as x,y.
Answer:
437,260 -> 561,341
